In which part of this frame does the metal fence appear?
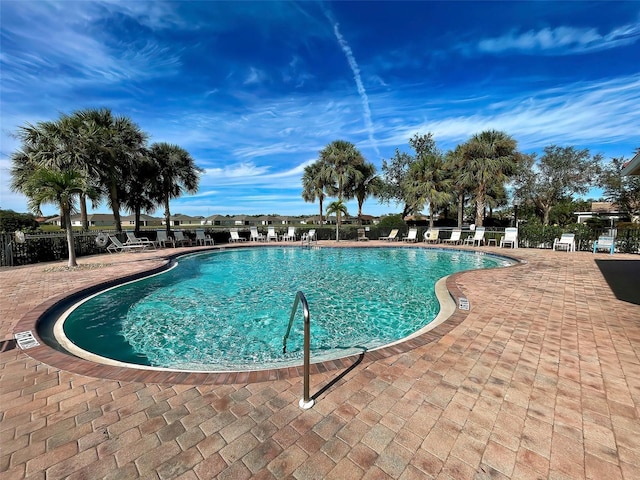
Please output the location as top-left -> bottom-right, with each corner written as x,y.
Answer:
1,225 -> 638,267
1,231 -> 107,267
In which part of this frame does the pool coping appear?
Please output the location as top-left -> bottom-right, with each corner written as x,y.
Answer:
13,244 -> 524,385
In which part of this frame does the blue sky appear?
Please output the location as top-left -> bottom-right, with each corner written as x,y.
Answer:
1,1 -> 639,218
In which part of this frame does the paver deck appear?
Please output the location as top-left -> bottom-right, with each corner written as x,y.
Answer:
1,242 -> 639,479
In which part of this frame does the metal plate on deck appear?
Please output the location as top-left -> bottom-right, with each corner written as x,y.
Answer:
15,331 -> 40,349
458,297 -> 470,311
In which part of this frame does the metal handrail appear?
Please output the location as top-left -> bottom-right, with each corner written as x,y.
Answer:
283,291 -> 314,409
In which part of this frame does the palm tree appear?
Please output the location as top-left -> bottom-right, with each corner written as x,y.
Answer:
121,153 -> 160,235
349,161 -> 380,224
301,161 -> 330,225
11,166 -> 89,267
319,140 -> 365,201
326,199 -> 349,241
445,146 -> 475,227
148,143 -> 203,236
71,108 -> 148,232
459,130 -> 519,226
11,117 -> 87,229
407,150 -> 453,228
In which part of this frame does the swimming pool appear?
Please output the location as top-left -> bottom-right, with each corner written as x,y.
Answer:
55,247 -> 513,372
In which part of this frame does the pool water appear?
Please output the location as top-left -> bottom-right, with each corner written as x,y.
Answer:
60,247 -> 512,371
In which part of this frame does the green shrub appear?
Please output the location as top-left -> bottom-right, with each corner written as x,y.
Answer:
378,214 -> 407,229
0,210 -> 40,233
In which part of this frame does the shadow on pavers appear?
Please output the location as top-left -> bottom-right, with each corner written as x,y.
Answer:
595,259 -> 640,305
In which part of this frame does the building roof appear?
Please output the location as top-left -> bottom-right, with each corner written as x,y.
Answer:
121,214 -> 161,222
621,151 -> 640,176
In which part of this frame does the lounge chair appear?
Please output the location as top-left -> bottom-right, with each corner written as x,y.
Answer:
156,230 -> 176,248
282,227 -> 297,241
125,231 -> 156,249
553,233 -> 575,252
173,231 -> 192,247
403,228 -> 418,243
195,229 -> 214,246
107,235 -> 147,254
443,229 -> 462,245
593,235 -> 615,254
423,229 -> 440,243
378,229 -> 399,241
464,227 -> 485,247
229,230 -> 247,243
250,226 -> 265,242
500,228 -> 518,249
301,229 -> 316,245
266,226 -> 278,242
357,228 -> 369,241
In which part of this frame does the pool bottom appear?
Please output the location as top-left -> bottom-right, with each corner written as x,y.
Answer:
52,276 -> 457,374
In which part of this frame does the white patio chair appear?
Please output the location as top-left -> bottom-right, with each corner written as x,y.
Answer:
156,230 -> 176,248
423,229 -> 440,243
173,231 -> 192,247
107,235 -> 147,254
553,233 -> 575,252
464,227 -> 485,247
378,229 -> 399,241
282,227 -> 296,241
266,226 -> 278,242
195,229 -> 214,246
229,230 -> 247,243
301,229 -> 316,245
402,228 -> 418,243
443,229 -> 462,245
250,226 -> 265,242
500,228 -> 518,249
125,231 -> 156,249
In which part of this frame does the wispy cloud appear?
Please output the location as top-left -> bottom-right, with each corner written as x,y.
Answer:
378,75 -> 640,153
322,8 -> 380,157
201,160 -> 312,188
476,21 -> 640,55
243,67 -> 267,86
0,2 -> 182,96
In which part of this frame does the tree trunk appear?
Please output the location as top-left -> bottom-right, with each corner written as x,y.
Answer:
457,193 -> 464,228
135,206 -> 141,236
475,190 -> 485,226
80,193 -> 89,231
109,182 -> 122,233
319,199 -> 323,225
429,200 -> 435,229
543,206 -> 551,226
60,208 -> 66,232
402,204 -> 411,219
164,196 -> 172,237
63,204 -> 77,267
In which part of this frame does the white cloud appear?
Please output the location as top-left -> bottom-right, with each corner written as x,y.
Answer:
244,67 -> 267,85
377,75 -> 640,154
477,22 -> 640,55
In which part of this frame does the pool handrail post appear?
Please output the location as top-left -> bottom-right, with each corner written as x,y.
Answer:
283,291 -> 314,409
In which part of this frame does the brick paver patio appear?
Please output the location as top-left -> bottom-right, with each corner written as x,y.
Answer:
1,242 -> 638,479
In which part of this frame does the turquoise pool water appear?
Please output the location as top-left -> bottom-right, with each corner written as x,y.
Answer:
59,247 -> 512,371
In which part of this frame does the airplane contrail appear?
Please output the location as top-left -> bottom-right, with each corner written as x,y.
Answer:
324,10 -> 380,157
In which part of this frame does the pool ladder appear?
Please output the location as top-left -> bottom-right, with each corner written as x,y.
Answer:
283,291 -> 314,409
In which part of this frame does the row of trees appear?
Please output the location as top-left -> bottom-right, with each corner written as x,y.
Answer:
301,140 -> 380,239
303,131 -> 638,232
10,108 -> 202,266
